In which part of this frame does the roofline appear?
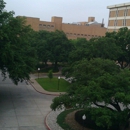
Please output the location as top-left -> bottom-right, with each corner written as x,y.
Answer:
107,2 -> 130,9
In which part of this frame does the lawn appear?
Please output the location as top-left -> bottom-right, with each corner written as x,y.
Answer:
36,78 -> 70,92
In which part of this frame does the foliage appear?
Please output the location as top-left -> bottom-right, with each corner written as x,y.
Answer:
75,109 -> 119,130
32,30 -> 73,67
90,37 -> 122,60
106,27 -> 130,68
31,30 -> 51,65
63,58 -> 120,84
48,30 -> 73,66
48,70 -> 53,80
51,94 -> 73,110
36,78 -> 70,92
0,0 -> 37,84
51,58 -> 130,129
69,38 -> 91,63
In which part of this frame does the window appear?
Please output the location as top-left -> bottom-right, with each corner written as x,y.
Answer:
123,19 -> 126,26
46,25 -> 50,29
114,20 -> 117,26
124,9 -> 128,16
39,24 -> 42,26
51,25 -> 54,27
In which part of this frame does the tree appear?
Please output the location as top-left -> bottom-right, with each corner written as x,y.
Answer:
47,30 -> 73,67
51,27 -> 130,129
0,0 -> 37,84
91,37 -> 122,60
106,27 -> 130,68
62,36 -> 123,77
51,58 -> 130,129
31,30 -> 51,65
68,38 -> 92,63
48,70 -> 53,80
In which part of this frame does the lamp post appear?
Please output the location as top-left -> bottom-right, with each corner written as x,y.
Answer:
82,114 -> 86,130
58,76 -> 61,90
38,68 -> 40,79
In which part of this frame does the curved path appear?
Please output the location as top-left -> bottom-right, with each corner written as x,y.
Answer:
0,74 -> 56,130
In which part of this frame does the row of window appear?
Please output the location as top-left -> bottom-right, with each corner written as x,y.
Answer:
39,24 -> 54,27
65,33 -> 100,38
113,19 -> 127,26
110,9 -> 129,17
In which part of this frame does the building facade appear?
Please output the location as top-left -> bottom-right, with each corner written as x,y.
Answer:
22,16 -> 106,40
107,2 -> 130,32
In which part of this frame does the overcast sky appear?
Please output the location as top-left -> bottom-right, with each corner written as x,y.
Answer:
4,0 -> 130,27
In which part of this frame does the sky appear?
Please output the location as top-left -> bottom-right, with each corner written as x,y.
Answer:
4,0 -> 130,27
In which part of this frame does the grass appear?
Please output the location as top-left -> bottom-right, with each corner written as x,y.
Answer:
36,78 -> 70,92
57,109 -> 75,130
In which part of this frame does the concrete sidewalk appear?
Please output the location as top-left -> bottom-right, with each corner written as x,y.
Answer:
0,74 -> 55,130
29,73 -> 66,130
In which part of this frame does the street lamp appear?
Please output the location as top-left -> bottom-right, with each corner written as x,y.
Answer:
58,76 -> 61,90
82,114 -> 86,130
38,68 -> 40,79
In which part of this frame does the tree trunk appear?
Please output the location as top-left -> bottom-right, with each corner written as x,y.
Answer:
44,61 -> 47,66
55,61 -> 57,68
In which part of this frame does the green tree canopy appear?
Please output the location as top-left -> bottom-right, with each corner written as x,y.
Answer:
0,0 -> 37,84
106,27 -> 130,68
68,38 -> 92,63
51,58 -> 130,129
48,30 -> 73,66
31,30 -> 51,65
91,37 -> 122,60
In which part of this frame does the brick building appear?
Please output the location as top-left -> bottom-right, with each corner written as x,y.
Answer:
107,2 -> 130,32
22,16 -> 106,40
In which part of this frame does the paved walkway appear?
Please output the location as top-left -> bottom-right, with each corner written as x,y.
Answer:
46,110 -> 64,130
29,73 -> 66,130
0,73 -> 64,130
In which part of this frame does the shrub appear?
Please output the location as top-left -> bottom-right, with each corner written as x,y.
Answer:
48,70 -> 53,80
75,109 -> 98,129
75,109 -> 119,130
